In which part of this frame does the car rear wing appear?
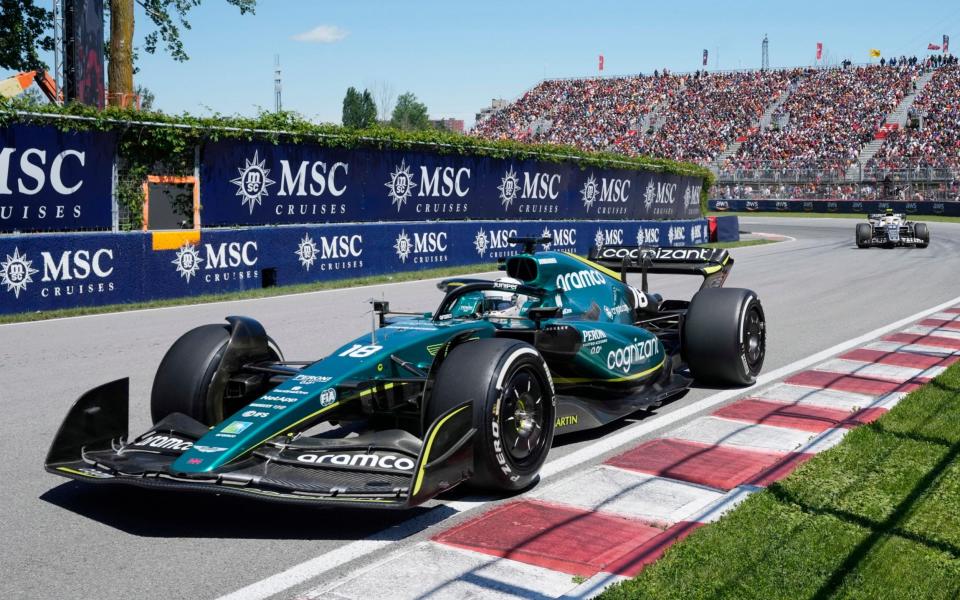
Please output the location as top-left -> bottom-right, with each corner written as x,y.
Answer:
588,245 -> 733,290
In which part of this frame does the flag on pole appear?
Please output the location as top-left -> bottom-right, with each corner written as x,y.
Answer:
598,54 -> 604,72
945,35 -> 950,53
702,49 -> 708,66
869,48 -> 881,58
816,42 -> 823,60
929,43 -> 942,51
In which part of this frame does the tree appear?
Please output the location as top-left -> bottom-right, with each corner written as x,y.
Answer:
390,92 -> 430,131
341,87 -> 376,129
135,84 -> 156,110
110,0 -> 257,104
372,80 -> 395,123
0,0 -> 54,72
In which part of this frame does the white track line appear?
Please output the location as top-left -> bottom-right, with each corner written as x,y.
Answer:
215,293 -> 960,600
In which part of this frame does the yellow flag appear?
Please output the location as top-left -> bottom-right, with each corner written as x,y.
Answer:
870,49 -> 881,58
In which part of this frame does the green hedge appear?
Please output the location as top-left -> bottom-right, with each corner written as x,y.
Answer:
0,99 -> 714,227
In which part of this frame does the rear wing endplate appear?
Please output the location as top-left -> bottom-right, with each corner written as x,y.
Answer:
589,245 -> 733,290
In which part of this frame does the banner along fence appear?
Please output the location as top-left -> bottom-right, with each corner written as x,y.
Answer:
201,140 -> 704,226
710,198 -> 960,216
0,217 -> 738,315
1,117 -> 709,233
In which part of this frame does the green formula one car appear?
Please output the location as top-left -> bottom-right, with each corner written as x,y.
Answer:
46,237 -> 766,508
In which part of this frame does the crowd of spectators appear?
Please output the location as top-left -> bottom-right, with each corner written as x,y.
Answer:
727,64 -> 921,174
473,60 -> 960,182
867,58 -> 960,173
471,74 -> 682,152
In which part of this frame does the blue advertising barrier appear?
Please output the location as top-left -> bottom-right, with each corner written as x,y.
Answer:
0,124 -> 116,232
710,198 -> 960,216
0,217 -> 734,315
201,141 -> 705,226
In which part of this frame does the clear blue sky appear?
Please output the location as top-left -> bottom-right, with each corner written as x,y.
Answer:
32,0 -> 960,125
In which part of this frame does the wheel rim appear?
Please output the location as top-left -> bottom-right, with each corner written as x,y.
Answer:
500,366 -> 547,466
743,304 -> 765,372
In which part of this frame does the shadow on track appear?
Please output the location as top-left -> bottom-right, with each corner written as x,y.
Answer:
39,481 -> 451,540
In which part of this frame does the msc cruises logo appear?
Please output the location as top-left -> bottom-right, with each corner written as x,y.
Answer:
394,229 -> 413,262
385,159 -> 417,211
230,151 -> 276,214
172,243 -> 203,282
580,174 -> 599,211
295,234 -> 319,271
0,247 -> 38,298
643,181 -> 656,211
498,166 -> 520,209
473,227 -> 489,257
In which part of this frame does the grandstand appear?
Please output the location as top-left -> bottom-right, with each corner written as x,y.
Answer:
473,55 -> 960,200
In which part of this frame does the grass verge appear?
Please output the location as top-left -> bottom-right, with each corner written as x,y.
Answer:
599,362 -> 960,600
701,238 -> 777,249
709,211 -> 960,223
0,237 -> 777,325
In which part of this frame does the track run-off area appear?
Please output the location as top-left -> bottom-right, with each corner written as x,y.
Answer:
3,216 -> 960,600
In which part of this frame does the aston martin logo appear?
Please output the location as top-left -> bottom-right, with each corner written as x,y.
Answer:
498,166 -> 520,209
172,243 -> 203,282
0,247 -> 38,298
385,159 -> 416,211
230,151 -> 275,214
580,174 -> 599,211
473,228 -> 489,257
394,229 -> 412,263
295,234 -> 318,270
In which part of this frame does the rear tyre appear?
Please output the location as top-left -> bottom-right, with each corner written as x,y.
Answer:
683,288 -> 766,386
151,322 -> 281,425
914,222 -> 929,248
427,338 -> 555,492
856,223 -> 872,248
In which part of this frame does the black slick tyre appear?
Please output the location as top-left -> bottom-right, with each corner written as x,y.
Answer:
914,222 -> 929,248
856,223 -> 872,248
151,323 -> 280,425
683,288 -> 766,386
427,338 -> 555,492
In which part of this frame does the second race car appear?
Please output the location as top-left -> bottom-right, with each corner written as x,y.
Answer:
856,209 -> 930,248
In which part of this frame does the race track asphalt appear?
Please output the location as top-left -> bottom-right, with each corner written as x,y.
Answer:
2,216 -> 960,599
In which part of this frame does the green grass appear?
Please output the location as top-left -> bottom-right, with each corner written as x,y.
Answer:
708,211 -> 960,223
700,238 -> 777,249
599,363 -> 960,600
0,262 -> 499,325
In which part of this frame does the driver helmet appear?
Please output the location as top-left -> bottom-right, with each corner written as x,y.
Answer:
483,277 -> 528,318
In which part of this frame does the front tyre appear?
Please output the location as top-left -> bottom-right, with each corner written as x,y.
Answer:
856,223 -> 872,248
914,222 -> 930,248
151,321 -> 281,425
427,339 -> 555,492
683,288 -> 766,386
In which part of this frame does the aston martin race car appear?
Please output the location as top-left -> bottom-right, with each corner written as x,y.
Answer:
45,237 -> 766,508
856,210 -> 929,248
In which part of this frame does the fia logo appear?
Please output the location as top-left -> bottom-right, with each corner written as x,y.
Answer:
498,167 -> 520,209
171,243 -> 203,282
0,247 -> 39,298
580,174 -> 599,211
473,228 -> 489,257
230,151 -> 276,214
394,229 -> 413,263
295,234 -> 319,271
385,159 -> 416,211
